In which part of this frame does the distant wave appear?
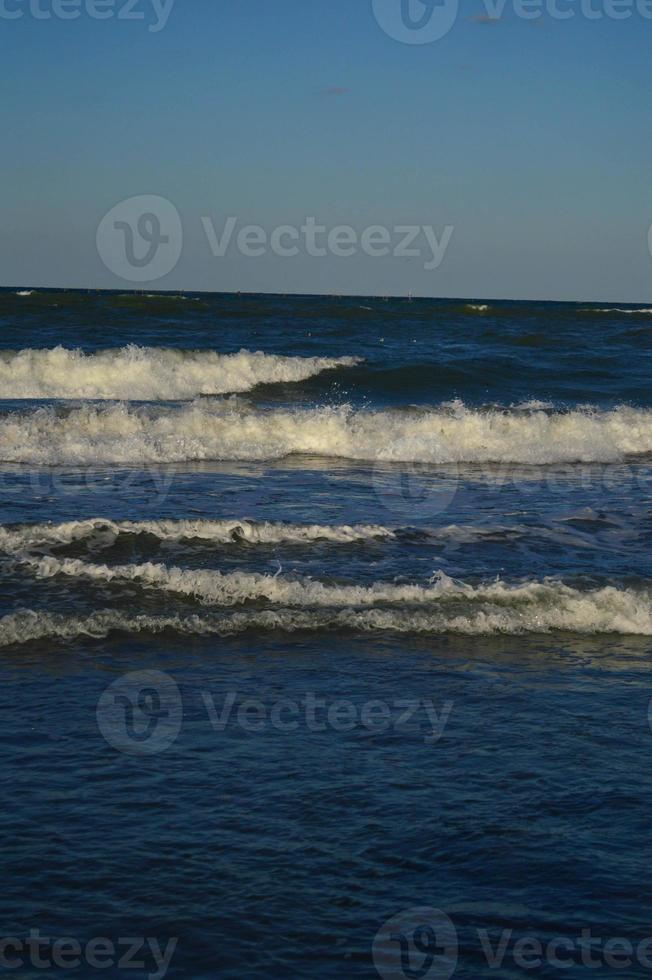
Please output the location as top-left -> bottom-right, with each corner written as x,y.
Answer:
15,290 -> 35,297
3,572 -> 652,645
0,518 -> 394,553
465,303 -> 490,312
581,307 -> 652,315
121,293 -> 199,301
1,400 -> 651,465
0,346 -> 360,400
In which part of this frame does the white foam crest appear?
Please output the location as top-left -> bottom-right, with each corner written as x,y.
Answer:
0,518 -> 394,553
1,400 -> 652,465
15,290 -> 35,297
582,308 -> 652,314
0,345 -> 360,400
16,555 -> 652,633
3,576 -> 652,648
513,399 -> 555,411
24,554 -> 453,606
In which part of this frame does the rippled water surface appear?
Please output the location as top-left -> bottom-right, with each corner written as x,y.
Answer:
1,289 -> 652,978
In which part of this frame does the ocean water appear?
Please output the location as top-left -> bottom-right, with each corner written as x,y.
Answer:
1,288 -> 652,978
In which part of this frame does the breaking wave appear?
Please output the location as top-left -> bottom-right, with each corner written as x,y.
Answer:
0,518 -> 394,553
10,554 -> 651,632
1,400 -> 652,465
0,346 -> 360,401
23,554 -> 465,607
2,572 -> 652,647
582,308 -> 652,315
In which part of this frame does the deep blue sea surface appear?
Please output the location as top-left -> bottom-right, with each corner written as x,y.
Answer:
1,289 -> 652,978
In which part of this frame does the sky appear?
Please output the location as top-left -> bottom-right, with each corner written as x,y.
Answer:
1,0 -> 651,301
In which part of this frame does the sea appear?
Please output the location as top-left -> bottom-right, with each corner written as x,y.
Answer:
1,288 -> 652,979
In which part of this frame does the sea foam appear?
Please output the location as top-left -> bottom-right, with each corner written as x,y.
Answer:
0,346 -> 359,400
0,518 -> 394,553
582,308 -> 652,314
0,400 -> 651,465
15,553 -> 652,633
2,572 -> 652,647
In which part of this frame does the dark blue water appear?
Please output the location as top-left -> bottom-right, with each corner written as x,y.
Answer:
1,289 -> 652,978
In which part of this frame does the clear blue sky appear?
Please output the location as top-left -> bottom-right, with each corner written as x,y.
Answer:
2,0 -> 651,301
